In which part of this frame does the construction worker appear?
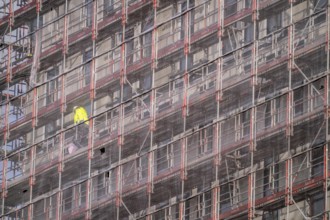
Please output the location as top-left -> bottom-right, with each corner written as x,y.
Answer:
73,106 -> 89,125
73,106 -> 89,148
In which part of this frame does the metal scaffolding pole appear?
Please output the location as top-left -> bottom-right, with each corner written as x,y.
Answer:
324,0 -> 330,217
146,1 -> 158,219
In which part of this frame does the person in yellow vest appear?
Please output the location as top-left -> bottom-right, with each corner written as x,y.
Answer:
73,106 -> 89,125
73,106 -> 89,148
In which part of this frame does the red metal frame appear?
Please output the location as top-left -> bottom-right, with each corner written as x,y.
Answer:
9,0 -> 13,27
6,44 -> 11,83
63,12 -> 68,54
85,179 -> 91,219
180,138 -> 186,180
212,186 -> 219,219
179,201 -> 184,220
92,0 -> 97,41
286,91 -> 292,136
324,76 -> 328,118
115,166 -> 121,207
32,88 -> 37,127
217,0 -> 222,38
1,159 -> 7,198
213,123 -> 219,166
285,159 -> 292,206
324,145 -> 328,220
182,72 -> 188,118
36,0 -> 41,12
56,191 -> 61,220
248,173 -> 253,220
121,0 -> 126,25
249,108 -> 255,152
147,151 -> 153,194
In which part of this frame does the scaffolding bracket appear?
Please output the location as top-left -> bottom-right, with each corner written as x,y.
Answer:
36,0 -> 42,12
92,0 -> 98,40
212,186 -> 219,219
121,0 -> 126,25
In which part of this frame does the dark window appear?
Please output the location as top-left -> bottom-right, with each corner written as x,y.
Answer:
265,102 -> 271,128
138,155 -> 148,180
125,29 -> 134,65
104,0 -> 115,16
311,193 -> 324,217
29,16 -> 43,55
244,23 -> 253,43
220,183 -> 234,213
275,95 -> 286,123
46,67 -> 59,105
267,13 -> 282,34
178,1 -> 194,39
86,0 -> 93,27
294,87 -> 304,116
185,192 -> 212,219
179,56 -> 186,72
63,188 -> 73,211
30,15 -> 43,33
126,40 -> 134,64
97,174 -> 107,198
311,146 -> 323,177
262,210 -> 279,220
17,0 -> 29,6
153,209 -> 166,219
198,127 -> 213,155
241,110 -> 250,137
107,85 -> 120,107
45,121 -> 56,138
156,145 -> 170,173
83,50 -> 93,86
245,0 -> 252,8
224,0 -> 237,18
263,157 -> 279,197
142,19 -> 152,58
143,74 -> 152,90
142,32 -> 152,58
78,183 -> 87,205
123,83 -> 132,101
223,37 -> 235,54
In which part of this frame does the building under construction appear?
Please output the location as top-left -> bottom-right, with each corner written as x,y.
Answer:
0,0 -> 330,219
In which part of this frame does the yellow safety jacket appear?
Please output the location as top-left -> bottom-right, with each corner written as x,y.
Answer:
74,107 -> 89,125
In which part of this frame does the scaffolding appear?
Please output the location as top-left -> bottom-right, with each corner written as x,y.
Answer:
0,0 -> 330,219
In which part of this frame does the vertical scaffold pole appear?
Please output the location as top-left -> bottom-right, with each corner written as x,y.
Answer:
285,158 -> 293,219
179,3 -> 190,219
324,143 -> 328,220
85,0 -> 98,218
324,1 -> 330,213
62,0 -> 68,55
6,0 -> 13,83
1,158 -> 6,216
287,0 -> 294,137
115,165 -> 122,216
1,92 -> 9,217
248,0 -> 258,218
216,0 -> 224,218
116,1 -> 127,219
28,84 -> 38,220
57,1 -> 69,218
212,186 -> 219,220
146,1 -> 158,219
286,0 -> 294,217
216,0 -> 223,162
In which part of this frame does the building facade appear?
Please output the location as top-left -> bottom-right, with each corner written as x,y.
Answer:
0,0 -> 329,219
